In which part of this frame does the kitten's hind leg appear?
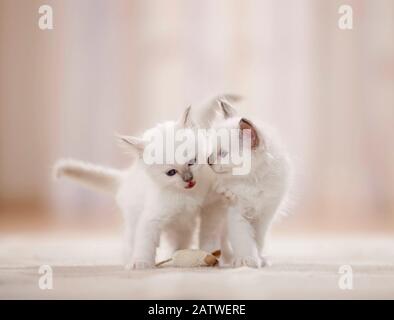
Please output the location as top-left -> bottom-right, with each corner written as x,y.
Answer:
121,206 -> 140,269
255,205 -> 280,267
220,231 -> 233,265
123,224 -> 135,267
254,218 -> 271,267
227,205 -> 260,268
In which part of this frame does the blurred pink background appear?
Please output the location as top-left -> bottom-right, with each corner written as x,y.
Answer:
0,0 -> 393,234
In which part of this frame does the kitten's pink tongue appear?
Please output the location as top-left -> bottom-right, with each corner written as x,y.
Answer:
185,180 -> 196,189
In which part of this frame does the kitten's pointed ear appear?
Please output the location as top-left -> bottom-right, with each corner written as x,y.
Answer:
239,118 -> 261,150
117,135 -> 145,152
178,105 -> 194,128
218,99 -> 237,119
198,94 -> 241,126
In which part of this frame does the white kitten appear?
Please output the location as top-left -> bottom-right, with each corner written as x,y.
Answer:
208,101 -> 292,268
55,108 -> 213,269
54,95 -> 241,269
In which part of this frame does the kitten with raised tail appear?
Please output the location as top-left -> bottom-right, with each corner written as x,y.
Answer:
54,95 -> 241,269
208,100 -> 292,268
55,107 -> 213,269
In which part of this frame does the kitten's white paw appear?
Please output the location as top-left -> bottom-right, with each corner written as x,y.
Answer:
216,187 -> 237,203
224,190 -> 236,201
125,260 -> 154,270
260,256 -> 268,268
216,186 -> 226,194
259,256 -> 268,267
232,256 -> 260,268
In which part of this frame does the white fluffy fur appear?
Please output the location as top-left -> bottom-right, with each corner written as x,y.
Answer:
57,120 -> 216,269
54,159 -> 122,194
54,95 -> 288,270
209,115 -> 292,268
54,100 -> 233,269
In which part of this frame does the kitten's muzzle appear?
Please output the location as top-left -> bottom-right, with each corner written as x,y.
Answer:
182,171 -> 196,189
182,171 -> 193,183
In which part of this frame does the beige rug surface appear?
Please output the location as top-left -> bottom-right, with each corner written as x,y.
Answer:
1,234 -> 394,299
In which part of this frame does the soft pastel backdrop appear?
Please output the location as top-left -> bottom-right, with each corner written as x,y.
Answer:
0,0 -> 393,235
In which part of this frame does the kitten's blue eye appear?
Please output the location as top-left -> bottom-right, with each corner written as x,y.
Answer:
166,169 -> 177,176
188,157 -> 197,166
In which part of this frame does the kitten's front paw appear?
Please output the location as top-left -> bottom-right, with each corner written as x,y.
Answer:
215,185 -> 226,195
216,187 -> 237,203
125,260 -> 154,270
224,190 -> 236,202
232,256 -> 260,268
259,255 -> 268,268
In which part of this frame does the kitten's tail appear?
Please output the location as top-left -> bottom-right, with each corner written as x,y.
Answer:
53,159 -> 122,195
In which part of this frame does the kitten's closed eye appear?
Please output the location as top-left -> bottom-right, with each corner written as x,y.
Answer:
220,150 -> 228,158
166,169 -> 177,176
188,157 -> 197,166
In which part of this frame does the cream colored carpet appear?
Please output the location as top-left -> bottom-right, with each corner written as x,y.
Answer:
1,233 -> 394,299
